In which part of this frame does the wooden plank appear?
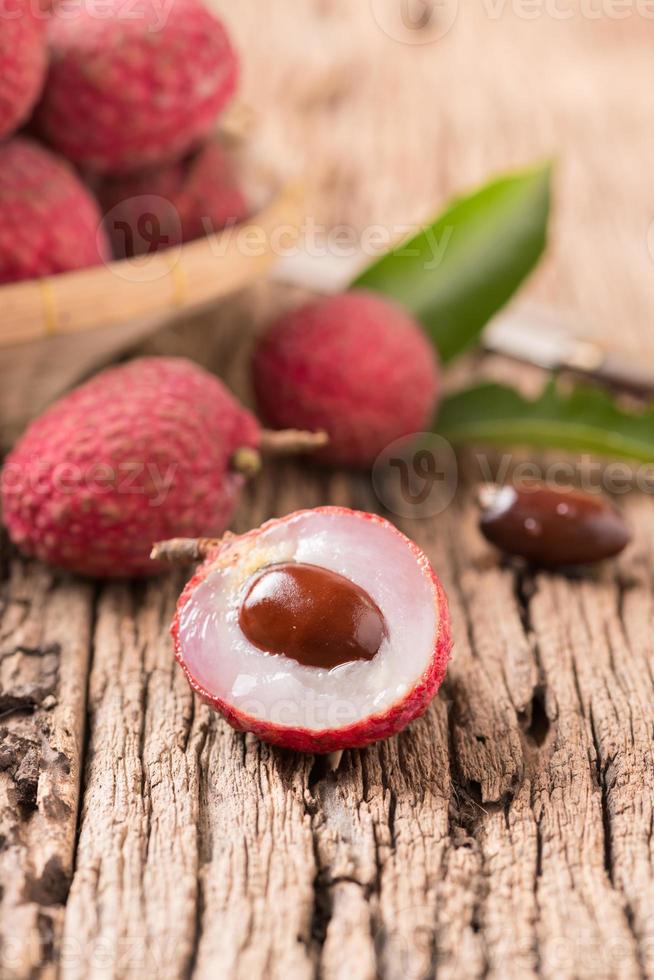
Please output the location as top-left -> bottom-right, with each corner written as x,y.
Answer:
53,471 -> 654,980
0,552 -> 93,978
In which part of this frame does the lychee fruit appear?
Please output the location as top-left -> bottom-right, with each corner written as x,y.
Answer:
1,357 -> 325,578
0,138 -> 111,284
252,290 -> 441,467
155,507 -> 452,753
0,0 -> 47,139
99,139 -> 249,258
38,0 -> 239,175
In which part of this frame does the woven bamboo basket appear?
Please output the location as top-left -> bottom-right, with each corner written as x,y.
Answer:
0,116 -> 304,447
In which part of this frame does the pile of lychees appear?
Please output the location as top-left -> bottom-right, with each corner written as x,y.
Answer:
0,0 -> 247,283
0,0 -> 443,581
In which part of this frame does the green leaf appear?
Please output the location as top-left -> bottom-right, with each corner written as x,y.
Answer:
353,163 -> 552,363
437,380 -> 654,463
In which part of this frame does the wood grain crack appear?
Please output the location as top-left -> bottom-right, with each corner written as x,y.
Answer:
0,544 -> 94,977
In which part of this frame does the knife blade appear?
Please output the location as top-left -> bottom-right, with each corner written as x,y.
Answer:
483,307 -> 654,399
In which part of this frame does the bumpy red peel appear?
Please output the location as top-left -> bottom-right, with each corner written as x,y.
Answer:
39,0 -> 239,175
2,358 -> 260,577
0,138 -> 110,284
253,291 -> 441,467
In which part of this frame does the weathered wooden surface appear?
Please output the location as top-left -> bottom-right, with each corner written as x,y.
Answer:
2,3 -> 654,978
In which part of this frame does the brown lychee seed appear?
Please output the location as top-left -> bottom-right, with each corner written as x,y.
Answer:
239,562 -> 387,670
478,482 -> 631,567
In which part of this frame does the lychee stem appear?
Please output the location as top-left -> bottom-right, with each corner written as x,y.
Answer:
230,429 -> 328,478
151,537 -> 224,565
259,428 -> 329,456
326,750 -> 344,771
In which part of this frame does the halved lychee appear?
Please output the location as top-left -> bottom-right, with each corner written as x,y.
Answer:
158,507 -> 452,754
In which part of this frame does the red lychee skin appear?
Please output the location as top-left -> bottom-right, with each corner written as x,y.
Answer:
253,291 -> 440,468
0,138 -> 111,284
99,140 -> 249,258
38,0 -> 238,175
171,507 -> 452,753
0,0 -> 47,139
1,358 -> 260,578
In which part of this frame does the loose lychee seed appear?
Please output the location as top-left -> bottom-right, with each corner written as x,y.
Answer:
478,482 -> 631,567
239,562 -> 387,671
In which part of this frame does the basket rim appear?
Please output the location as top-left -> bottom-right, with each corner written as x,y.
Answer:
0,180 -> 305,351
